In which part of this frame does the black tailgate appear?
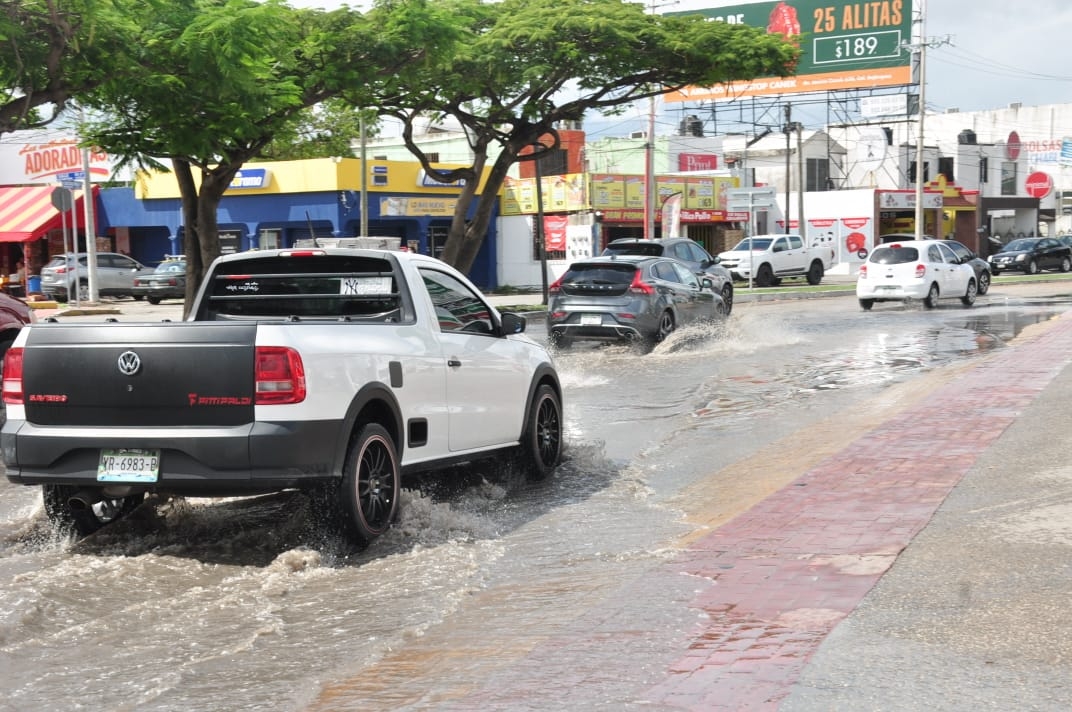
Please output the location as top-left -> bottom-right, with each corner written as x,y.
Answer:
22,323 -> 257,427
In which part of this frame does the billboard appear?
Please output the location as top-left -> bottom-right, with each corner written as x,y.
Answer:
663,0 -> 915,102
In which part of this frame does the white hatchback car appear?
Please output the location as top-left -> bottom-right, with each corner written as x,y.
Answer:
857,239 -> 978,310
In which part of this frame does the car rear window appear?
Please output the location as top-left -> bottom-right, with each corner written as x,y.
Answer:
870,246 -> 919,265
561,263 -> 637,285
602,242 -> 662,257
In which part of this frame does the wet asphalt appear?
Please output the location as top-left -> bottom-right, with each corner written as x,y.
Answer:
28,277 -> 1072,710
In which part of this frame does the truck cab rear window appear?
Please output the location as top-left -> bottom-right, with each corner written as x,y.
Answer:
198,255 -> 411,321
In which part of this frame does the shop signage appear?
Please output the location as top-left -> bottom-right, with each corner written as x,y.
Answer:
1024,171 -> 1053,198
0,133 -> 113,184
665,0 -> 915,102
228,168 -> 270,189
878,190 -> 943,209
678,153 -> 719,171
1006,131 -> 1022,160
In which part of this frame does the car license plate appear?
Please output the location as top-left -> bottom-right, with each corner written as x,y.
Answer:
98,448 -> 161,483
580,313 -> 602,325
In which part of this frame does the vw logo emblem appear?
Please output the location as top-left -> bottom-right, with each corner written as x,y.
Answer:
117,351 -> 142,376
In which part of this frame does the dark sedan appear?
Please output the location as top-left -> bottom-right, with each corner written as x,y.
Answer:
601,237 -> 734,315
989,237 -> 1072,275
132,258 -> 186,304
547,255 -> 725,352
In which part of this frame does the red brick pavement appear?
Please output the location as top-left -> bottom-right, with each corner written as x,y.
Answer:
644,314 -> 1072,710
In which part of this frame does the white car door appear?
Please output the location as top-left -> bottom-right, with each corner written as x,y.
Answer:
418,267 -> 530,452
935,242 -> 970,297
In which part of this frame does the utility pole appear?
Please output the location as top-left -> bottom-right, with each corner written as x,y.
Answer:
905,0 -> 952,239
784,103 -> 792,234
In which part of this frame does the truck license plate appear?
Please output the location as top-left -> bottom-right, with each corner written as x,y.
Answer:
98,448 -> 161,483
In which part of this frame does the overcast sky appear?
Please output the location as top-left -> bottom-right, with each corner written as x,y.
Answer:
285,0 -> 1072,135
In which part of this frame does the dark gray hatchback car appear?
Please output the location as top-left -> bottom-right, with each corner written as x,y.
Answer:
546,255 -> 725,351
601,237 -> 734,314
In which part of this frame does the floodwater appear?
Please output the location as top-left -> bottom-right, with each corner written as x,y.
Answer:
1,287 -> 1069,710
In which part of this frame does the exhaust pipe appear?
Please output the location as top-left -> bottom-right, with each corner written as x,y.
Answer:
68,490 -> 102,512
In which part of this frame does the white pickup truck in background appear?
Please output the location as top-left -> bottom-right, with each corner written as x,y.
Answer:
717,233 -> 835,287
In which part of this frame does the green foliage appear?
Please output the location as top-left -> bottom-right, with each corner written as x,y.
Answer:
261,99 -> 379,161
378,0 -> 799,272
0,0 -> 138,133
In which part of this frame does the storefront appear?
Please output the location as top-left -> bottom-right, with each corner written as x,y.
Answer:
99,158 -> 502,288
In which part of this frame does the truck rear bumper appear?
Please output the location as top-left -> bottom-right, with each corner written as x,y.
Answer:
2,419 -> 344,495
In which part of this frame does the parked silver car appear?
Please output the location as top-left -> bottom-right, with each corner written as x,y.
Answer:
39,252 -> 152,302
546,255 -> 725,351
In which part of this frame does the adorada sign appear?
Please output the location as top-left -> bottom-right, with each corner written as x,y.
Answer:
0,132 -> 113,184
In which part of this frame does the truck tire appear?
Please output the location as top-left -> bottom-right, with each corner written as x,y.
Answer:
511,384 -> 563,481
337,422 -> 400,546
755,264 -> 774,288
806,260 -> 824,285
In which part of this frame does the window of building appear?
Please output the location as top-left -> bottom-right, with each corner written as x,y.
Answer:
1001,161 -> 1017,196
938,156 -> 954,183
806,158 -> 830,191
908,160 -> 929,184
979,157 -> 988,184
537,148 -> 569,176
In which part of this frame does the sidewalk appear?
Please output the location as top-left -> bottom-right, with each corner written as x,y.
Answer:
642,310 -> 1072,710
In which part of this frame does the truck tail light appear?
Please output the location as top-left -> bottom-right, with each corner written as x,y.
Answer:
255,346 -> 306,404
2,347 -> 24,405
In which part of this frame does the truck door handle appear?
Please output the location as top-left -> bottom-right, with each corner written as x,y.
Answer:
448,358 -> 462,368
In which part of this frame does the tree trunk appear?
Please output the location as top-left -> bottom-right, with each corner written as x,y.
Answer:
442,143 -> 517,276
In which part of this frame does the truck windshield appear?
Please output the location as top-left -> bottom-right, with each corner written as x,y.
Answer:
731,238 -> 773,251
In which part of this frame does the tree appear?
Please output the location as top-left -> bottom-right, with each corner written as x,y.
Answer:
378,0 -> 800,274
0,0 -> 134,135
79,0 -> 455,313
260,98 -> 379,161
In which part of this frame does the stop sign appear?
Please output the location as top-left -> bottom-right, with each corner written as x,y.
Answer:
1025,171 -> 1053,198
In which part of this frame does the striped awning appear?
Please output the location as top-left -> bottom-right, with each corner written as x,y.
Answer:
0,185 -> 97,243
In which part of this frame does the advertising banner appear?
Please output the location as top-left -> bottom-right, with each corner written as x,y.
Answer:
664,0 -> 915,101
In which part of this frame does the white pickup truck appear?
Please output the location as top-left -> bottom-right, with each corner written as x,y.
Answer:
717,233 -> 835,287
2,247 -> 564,546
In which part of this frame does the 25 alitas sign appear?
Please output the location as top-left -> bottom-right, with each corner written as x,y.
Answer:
663,0 -> 915,102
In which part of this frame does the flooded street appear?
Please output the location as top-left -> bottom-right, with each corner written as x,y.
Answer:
2,284 -> 1070,710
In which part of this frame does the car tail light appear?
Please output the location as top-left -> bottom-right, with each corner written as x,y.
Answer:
2,347 -> 23,405
277,250 -> 325,258
915,263 -> 926,278
628,271 -> 654,295
53,265 -> 69,274
859,264 -> 868,278
167,278 -> 178,286
548,276 -> 563,295
255,346 -> 306,404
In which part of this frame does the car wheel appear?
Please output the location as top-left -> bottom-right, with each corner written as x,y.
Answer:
806,260 -> 824,285
720,283 -> 734,316
41,484 -> 145,537
511,384 -> 562,481
652,310 -> 675,343
1026,260 -> 1039,275
334,422 -> 400,546
924,282 -> 940,308
859,299 -> 874,311
977,270 -> 991,295
961,279 -> 978,307
755,264 -> 774,288
147,297 -> 162,305
1061,257 -> 1071,273
132,294 -> 144,301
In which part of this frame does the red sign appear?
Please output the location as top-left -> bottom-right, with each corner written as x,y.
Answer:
1025,171 -> 1053,198
678,153 -> 719,172
543,215 -> 567,251
1007,131 -> 1022,160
